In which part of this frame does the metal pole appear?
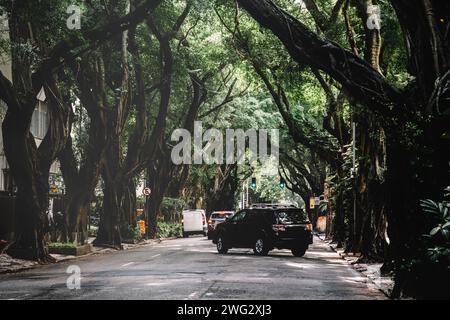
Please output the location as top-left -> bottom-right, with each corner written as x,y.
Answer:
145,169 -> 149,240
243,180 -> 246,209
352,122 -> 356,174
246,178 -> 249,208
352,122 -> 357,240
241,183 -> 244,209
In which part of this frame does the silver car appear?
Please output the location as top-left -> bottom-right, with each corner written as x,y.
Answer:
207,211 -> 234,240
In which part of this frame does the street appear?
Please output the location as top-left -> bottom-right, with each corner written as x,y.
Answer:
0,236 -> 386,300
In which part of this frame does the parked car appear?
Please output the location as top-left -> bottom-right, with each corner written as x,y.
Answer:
213,206 -> 313,257
207,211 -> 235,240
182,209 -> 208,238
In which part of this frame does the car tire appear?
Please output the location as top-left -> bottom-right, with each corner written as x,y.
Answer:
216,236 -> 228,254
253,237 -> 269,256
291,248 -> 306,257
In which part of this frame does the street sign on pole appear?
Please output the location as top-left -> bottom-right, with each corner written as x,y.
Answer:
315,197 -> 320,206
309,197 -> 315,209
143,187 -> 152,197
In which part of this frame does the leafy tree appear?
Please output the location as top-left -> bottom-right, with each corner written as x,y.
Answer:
233,0 -> 450,297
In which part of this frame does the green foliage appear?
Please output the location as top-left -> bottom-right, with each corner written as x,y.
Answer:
399,191 -> 450,298
445,186 -> 450,198
420,198 -> 450,248
48,242 -> 77,249
161,197 -> 187,222
252,159 -> 302,205
88,225 -> 98,237
120,224 -> 142,242
0,101 -> 5,120
157,220 -> 182,238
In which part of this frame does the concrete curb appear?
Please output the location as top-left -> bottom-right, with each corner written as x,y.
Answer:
321,236 -> 393,299
0,236 -> 177,275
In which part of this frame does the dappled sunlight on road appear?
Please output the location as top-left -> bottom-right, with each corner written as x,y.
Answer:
145,282 -> 168,286
285,262 -> 316,269
0,236 -> 386,300
338,276 -> 367,285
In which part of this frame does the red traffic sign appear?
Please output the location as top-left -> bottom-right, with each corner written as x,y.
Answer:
143,187 -> 152,196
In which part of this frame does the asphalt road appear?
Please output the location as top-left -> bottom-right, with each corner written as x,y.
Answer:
0,236 -> 386,300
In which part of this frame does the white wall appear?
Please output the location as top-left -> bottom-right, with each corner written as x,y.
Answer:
0,15 -> 57,192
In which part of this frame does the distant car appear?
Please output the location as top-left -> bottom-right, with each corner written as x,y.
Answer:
207,211 -> 235,240
213,206 -> 313,257
182,209 -> 208,238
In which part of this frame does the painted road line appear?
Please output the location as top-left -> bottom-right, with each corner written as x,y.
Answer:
121,262 -> 135,267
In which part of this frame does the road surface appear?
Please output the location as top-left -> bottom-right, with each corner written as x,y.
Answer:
0,236 -> 386,300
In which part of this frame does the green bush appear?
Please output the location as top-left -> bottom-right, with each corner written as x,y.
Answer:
157,220 -> 182,238
419,198 -> 450,271
161,197 -> 186,222
48,242 -> 77,249
88,225 -> 98,237
400,190 -> 450,298
120,224 -> 142,242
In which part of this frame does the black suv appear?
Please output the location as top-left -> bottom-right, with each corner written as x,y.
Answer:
213,206 -> 313,257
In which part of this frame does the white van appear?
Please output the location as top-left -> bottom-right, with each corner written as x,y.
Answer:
182,209 -> 207,238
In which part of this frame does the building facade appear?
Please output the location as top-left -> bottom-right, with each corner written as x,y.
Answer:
0,16 -> 63,240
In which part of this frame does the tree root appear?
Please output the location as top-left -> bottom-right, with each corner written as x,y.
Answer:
38,253 -> 56,264
92,240 -> 123,250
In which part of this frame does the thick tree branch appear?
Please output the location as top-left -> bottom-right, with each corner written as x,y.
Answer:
343,0 -> 360,57
236,0 -> 404,117
32,0 -> 164,88
354,0 -> 382,74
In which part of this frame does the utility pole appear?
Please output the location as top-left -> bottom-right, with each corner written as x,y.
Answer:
241,181 -> 244,209
352,122 -> 357,241
145,168 -> 149,240
246,178 -> 249,208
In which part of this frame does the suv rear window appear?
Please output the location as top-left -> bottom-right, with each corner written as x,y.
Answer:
276,209 -> 308,224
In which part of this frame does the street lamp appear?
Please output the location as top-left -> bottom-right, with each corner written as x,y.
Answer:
251,177 -> 256,189
279,178 -> 286,189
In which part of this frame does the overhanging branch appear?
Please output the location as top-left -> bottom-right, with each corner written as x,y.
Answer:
236,0 -> 404,117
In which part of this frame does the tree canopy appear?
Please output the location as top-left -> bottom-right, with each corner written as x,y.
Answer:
0,0 -> 448,299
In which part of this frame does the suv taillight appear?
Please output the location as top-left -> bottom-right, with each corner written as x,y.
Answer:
272,224 -> 286,232
304,224 -> 313,231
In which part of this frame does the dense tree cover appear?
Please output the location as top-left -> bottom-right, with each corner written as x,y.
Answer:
0,0 -> 448,298
229,0 -> 450,298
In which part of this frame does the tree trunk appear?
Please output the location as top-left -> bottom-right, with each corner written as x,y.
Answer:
95,179 -> 123,248
123,179 -> 137,229
145,192 -> 163,239
145,151 -> 173,238
58,99 -> 107,245
2,115 -> 52,261
96,130 -> 124,248
331,168 -> 346,247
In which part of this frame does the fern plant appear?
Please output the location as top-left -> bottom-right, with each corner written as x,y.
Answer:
419,194 -> 450,264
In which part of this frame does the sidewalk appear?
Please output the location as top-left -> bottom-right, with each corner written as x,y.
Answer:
316,234 -> 394,298
0,237 -> 169,275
